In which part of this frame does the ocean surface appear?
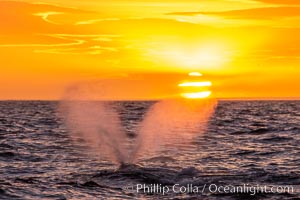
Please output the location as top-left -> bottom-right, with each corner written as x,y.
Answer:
0,100 -> 299,199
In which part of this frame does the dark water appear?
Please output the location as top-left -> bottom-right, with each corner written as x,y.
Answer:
0,101 -> 299,199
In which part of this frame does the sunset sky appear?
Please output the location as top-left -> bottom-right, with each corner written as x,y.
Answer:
0,0 -> 299,100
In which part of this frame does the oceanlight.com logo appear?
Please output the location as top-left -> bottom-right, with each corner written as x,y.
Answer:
207,184 -> 294,196
123,184 -> 296,196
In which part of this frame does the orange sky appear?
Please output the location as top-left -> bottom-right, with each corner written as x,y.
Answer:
0,0 -> 299,100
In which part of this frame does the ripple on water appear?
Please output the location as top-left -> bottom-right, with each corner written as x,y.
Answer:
0,101 -> 299,199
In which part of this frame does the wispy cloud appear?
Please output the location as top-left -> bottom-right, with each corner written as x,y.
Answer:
0,34 -> 85,47
254,0 -> 300,5
32,34 -> 121,54
33,12 -> 64,24
75,18 -> 120,25
167,7 -> 300,19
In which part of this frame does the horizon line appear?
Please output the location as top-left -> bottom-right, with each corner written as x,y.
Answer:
0,97 -> 299,101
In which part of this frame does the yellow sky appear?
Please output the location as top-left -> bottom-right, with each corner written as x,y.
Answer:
0,0 -> 299,100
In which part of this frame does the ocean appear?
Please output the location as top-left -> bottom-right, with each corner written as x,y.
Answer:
0,100 -> 299,199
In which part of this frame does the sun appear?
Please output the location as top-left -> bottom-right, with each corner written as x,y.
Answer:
178,72 -> 212,99
180,91 -> 212,99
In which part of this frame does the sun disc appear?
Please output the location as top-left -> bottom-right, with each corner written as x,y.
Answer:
178,81 -> 212,87
181,91 -> 212,99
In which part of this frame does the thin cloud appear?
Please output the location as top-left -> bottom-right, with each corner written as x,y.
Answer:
255,0 -> 300,5
0,1 -> 91,14
167,7 -> 300,19
75,18 -> 120,25
33,12 -> 64,24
